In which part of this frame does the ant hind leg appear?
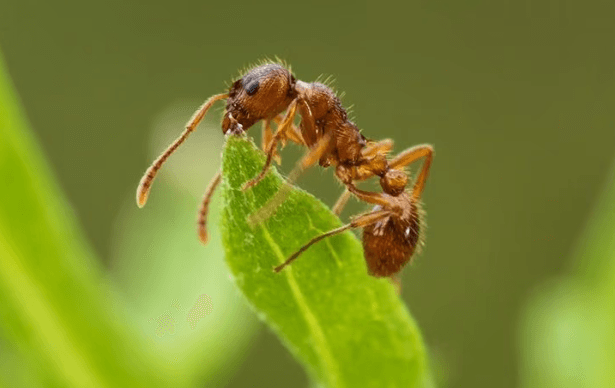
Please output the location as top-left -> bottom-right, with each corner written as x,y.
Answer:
274,209 -> 393,273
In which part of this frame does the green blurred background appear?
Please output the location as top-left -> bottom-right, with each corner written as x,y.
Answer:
1,0 -> 614,387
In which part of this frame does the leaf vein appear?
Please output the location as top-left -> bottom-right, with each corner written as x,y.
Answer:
260,226 -> 343,388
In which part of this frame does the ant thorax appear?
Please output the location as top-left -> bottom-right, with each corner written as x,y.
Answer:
295,81 -> 367,164
222,63 -> 296,135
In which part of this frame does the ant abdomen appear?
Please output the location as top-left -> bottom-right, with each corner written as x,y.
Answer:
222,63 -> 296,134
362,201 -> 422,277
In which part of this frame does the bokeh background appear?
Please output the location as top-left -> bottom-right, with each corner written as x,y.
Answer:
1,0 -> 614,387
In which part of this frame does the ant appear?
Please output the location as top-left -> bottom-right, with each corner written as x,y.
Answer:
136,61 -> 434,279
228,62 -> 434,278
273,144 -> 433,278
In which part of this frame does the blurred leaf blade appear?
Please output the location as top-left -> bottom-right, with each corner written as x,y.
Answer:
221,136 -> 433,388
110,184 -> 259,386
519,161 -> 615,388
0,50 -> 171,387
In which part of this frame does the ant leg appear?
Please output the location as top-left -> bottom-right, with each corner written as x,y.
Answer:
247,133 -> 334,227
136,93 -> 228,207
261,119 -> 273,150
389,144 -> 433,200
274,209 -> 392,273
272,114 -> 304,146
242,100 -> 299,191
389,273 -> 402,295
296,99 -> 318,147
261,120 -> 281,165
331,139 -> 394,215
332,190 -> 352,215
197,170 -> 222,245
346,184 -> 392,208
362,138 -> 394,158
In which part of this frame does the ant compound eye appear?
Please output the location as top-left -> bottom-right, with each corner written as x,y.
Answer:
244,80 -> 259,96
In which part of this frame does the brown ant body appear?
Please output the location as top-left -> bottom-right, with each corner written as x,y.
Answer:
136,61 -> 433,278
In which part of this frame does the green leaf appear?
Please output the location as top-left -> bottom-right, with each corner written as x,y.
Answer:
221,136 -> 434,388
0,50 -> 172,387
110,179 -> 259,386
519,162 -> 615,388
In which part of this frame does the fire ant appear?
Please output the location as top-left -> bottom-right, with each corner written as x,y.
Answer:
136,61 -> 434,279
227,63 -> 434,278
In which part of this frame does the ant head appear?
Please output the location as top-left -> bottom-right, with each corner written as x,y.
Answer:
380,169 -> 408,196
222,63 -> 296,134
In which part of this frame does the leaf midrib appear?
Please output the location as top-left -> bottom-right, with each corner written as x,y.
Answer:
259,225 -> 343,388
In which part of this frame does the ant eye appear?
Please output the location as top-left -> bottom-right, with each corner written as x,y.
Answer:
243,80 -> 259,96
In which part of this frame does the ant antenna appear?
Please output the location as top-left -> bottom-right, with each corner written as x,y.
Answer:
136,93 -> 228,207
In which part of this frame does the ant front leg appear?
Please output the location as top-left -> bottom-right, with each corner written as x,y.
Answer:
242,100 -> 299,191
272,114 -> 304,146
261,119 -> 281,165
